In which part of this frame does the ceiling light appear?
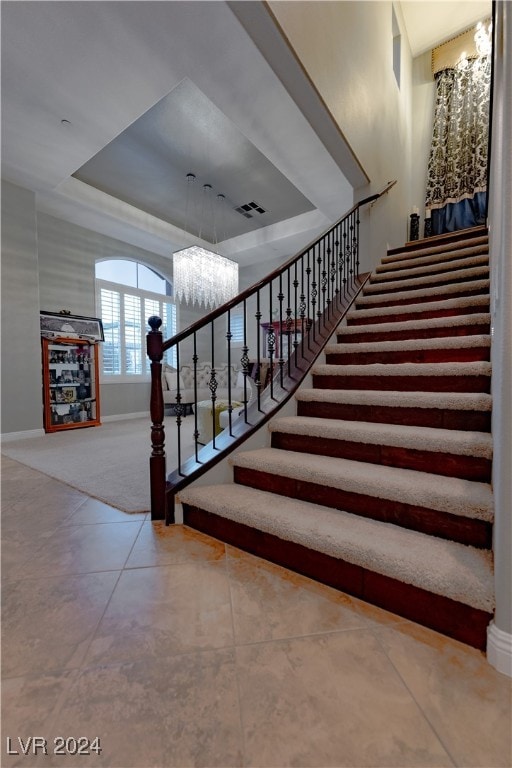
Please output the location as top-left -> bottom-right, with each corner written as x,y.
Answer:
173,246 -> 238,310
173,175 -> 238,310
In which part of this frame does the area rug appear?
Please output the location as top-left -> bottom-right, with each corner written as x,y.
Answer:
1,417 -> 196,512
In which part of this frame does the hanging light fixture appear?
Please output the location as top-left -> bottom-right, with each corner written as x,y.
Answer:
173,174 -> 238,310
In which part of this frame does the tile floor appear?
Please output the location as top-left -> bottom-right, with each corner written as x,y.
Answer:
2,455 -> 511,768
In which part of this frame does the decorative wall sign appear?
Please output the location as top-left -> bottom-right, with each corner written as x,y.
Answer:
40,311 -> 104,341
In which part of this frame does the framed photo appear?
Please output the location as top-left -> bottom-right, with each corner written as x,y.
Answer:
40,311 -> 104,342
62,388 -> 76,403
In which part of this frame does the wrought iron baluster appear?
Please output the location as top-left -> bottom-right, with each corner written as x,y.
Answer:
291,265 -> 298,374
355,210 -> 361,275
322,234 -> 329,322
329,229 -> 336,309
255,290 -> 262,410
226,309 -> 233,435
299,253 -> 307,358
209,321 -> 218,449
193,334 -> 200,461
240,298 -> 250,425
349,213 -> 355,285
316,243 -> 323,325
309,246 -> 317,341
334,226 -> 340,303
174,343 -> 184,476
267,280 -> 276,400
278,273 -> 285,388
343,218 -> 350,294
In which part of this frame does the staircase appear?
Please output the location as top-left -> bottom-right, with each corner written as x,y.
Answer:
179,227 -> 494,650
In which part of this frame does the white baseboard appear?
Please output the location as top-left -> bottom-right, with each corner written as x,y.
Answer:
1,415 -> 150,439
102,411 -> 150,423
174,500 -> 184,524
487,621 -> 512,677
1,428 -> 45,442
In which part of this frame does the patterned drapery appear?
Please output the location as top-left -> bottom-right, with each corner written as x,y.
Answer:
425,55 -> 491,233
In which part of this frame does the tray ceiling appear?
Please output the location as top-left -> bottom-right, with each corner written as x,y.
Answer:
73,79 -> 314,243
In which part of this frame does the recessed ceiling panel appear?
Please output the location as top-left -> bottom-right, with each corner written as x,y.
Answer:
73,78 -> 315,242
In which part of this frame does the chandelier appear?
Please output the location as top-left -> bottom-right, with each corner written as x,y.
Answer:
173,246 -> 238,310
173,175 -> 239,310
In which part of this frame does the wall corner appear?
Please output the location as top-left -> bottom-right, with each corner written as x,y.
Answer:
487,621 -> 512,677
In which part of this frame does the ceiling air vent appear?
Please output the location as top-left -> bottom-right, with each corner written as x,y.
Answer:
234,201 -> 267,218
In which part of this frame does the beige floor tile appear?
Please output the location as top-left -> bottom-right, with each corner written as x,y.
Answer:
2,459 -> 510,768
1,476 -> 88,518
1,454 -> 23,468
2,670 -> 79,768
236,631 -> 453,767
227,546 -> 371,644
2,572 -> 119,678
9,521 -> 143,579
375,622 -> 512,767
2,498 -> 79,534
85,560 -> 234,666
2,493 -> 80,578
1,455 -> 50,485
43,649 -> 243,767
126,522 -> 226,568
64,497 -> 147,525
2,521 -> 57,577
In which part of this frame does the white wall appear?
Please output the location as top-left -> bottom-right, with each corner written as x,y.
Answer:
36,213 -> 178,419
268,0 -> 414,266
0,189 -> 207,433
1,181 -> 43,434
411,51 -> 436,222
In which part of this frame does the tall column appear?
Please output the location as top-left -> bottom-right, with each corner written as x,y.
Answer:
488,1 -> 512,677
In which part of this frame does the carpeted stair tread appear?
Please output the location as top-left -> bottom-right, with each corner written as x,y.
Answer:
382,241 -> 488,265
337,313 -> 490,336
178,483 -> 494,613
383,251 -> 488,271
372,254 -> 488,282
326,335 -> 490,355
296,388 -> 492,410
312,361 -> 491,378
363,266 -> 489,294
347,294 -> 489,322
356,279 -> 489,306
269,416 -> 493,459
230,448 -> 493,522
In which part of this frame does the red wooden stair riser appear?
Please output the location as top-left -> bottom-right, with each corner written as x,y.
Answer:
296,400 -> 491,432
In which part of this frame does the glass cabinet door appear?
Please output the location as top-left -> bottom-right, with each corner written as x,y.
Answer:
42,337 -> 101,432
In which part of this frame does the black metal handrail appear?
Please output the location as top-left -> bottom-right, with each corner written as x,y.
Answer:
147,181 -> 396,523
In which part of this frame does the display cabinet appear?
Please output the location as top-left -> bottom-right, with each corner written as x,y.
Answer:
41,337 -> 101,432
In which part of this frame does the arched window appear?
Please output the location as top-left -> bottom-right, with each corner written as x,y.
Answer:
95,260 -> 177,379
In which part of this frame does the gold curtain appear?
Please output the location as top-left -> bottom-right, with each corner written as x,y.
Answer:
431,19 -> 491,76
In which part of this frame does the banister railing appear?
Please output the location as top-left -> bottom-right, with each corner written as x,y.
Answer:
147,181 -> 396,523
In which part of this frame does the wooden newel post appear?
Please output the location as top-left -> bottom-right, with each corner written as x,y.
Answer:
147,316 -> 166,520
